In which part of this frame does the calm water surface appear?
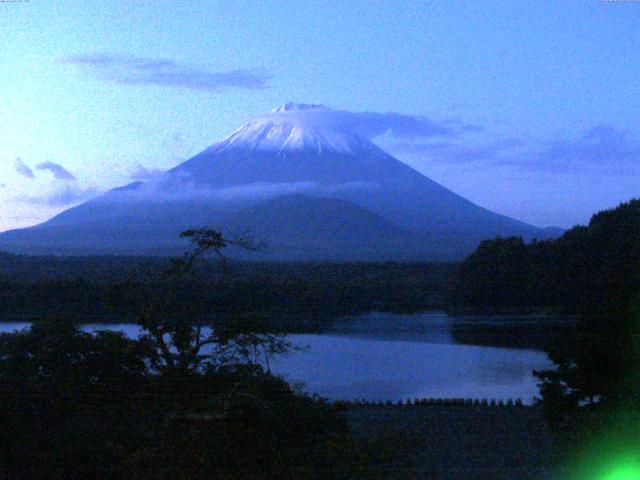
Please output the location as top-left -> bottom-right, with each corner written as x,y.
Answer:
0,312 -> 556,405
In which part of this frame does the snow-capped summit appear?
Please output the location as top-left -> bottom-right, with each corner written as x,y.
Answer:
210,103 -> 373,155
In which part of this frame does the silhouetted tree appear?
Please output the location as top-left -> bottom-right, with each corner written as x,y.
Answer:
138,228 -> 293,375
533,201 -> 640,414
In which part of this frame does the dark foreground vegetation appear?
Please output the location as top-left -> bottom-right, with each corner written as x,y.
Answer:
0,320 -> 555,480
0,232 -> 431,479
0,320 -> 337,479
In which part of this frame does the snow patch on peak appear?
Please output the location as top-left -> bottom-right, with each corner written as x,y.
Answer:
271,102 -> 330,113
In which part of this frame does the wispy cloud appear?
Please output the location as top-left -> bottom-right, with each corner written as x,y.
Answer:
523,125 -> 640,173
390,124 -> 640,175
14,158 -> 35,179
63,54 -> 270,92
128,163 -> 165,181
391,139 -> 525,163
35,161 -> 76,181
339,111 -> 464,138
267,109 -> 638,175
18,185 -> 99,206
256,105 -> 476,140
103,170 -> 378,204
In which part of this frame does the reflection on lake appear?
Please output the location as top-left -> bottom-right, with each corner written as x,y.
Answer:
274,312 -> 558,405
0,312 -> 560,405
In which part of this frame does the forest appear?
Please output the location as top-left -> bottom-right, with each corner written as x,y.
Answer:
0,254 -> 453,326
448,199 -> 640,314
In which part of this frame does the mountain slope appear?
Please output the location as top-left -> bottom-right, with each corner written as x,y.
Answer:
0,103 -> 559,259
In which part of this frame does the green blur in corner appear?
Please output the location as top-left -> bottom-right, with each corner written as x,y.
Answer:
602,461 -> 640,480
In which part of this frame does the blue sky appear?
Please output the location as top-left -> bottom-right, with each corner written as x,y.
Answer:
1,0 -> 639,231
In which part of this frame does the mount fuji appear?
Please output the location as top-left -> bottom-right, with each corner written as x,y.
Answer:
0,103 -> 559,260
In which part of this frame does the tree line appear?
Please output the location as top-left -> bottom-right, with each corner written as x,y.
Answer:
0,256 -> 453,325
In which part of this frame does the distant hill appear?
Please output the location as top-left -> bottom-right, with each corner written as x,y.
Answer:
223,194 -> 429,260
0,103 -> 560,260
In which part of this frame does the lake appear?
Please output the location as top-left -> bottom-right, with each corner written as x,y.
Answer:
0,312 -> 558,405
